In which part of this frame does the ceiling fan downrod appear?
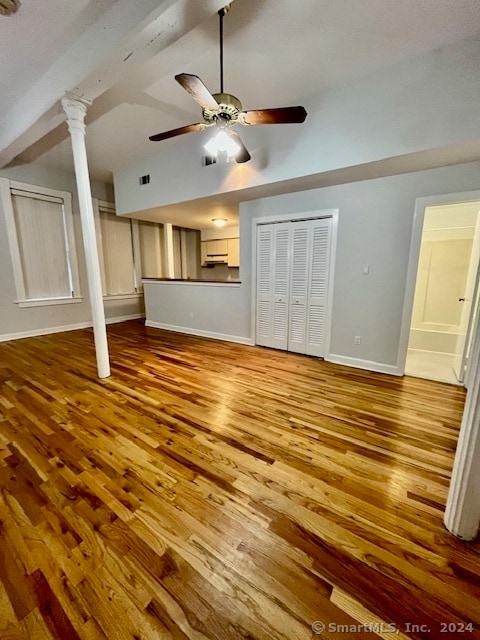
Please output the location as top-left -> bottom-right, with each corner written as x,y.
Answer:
218,4 -> 231,94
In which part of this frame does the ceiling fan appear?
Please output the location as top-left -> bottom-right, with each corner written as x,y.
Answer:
148,4 -> 307,163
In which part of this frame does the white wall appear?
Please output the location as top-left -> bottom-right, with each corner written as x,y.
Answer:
0,163 -> 144,341
114,34 -> 480,215
142,161 -> 480,370
144,281 -> 251,344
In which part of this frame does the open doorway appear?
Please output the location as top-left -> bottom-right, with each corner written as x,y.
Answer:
405,201 -> 480,385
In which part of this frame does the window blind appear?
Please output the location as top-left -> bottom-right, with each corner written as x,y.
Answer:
12,194 -> 72,300
98,207 -> 136,295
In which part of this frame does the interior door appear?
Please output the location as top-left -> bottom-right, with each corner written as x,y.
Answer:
454,211 -> 480,383
306,218 -> 332,357
271,224 -> 291,349
256,222 -> 291,350
288,222 -> 310,354
256,225 -> 273,347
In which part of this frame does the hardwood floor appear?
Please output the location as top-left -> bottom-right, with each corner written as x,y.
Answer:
0,320 -> 479,639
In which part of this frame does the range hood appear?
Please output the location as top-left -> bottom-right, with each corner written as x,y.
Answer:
204,255 -> 227,264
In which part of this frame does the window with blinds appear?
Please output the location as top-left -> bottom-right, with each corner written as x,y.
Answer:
0,179 -> 81,307
138,221 -> 164,278
173,226 -> 200,279
94,201 -> 138,296
93,201 -> 166,295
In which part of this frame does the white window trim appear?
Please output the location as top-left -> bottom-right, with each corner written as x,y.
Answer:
103,293 -> 143,301
17,297 -> 84,309
0,178 -> 81,306
92,199 -> 143,298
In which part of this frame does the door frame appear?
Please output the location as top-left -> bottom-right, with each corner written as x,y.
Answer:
397,189 -> 480,376
453,214 -> 480,383
251,208 -> 339,357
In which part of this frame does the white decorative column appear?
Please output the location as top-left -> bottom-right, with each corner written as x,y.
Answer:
62,94 -> 110,379
164,222 -> 175,278
444,317 -> 480,540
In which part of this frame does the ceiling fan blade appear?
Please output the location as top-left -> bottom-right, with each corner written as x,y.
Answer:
230,131 -> 251,163
241,106 -> 307,125
149,123 -> 206,142
175,73 -> 219,111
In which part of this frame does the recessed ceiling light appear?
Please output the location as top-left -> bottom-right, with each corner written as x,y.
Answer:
212,218 -> 228,228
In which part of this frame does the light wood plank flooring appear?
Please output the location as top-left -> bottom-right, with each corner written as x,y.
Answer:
0,320 -> 479,639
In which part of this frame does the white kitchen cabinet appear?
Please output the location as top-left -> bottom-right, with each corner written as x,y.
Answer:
227,238 -> 240,267
201,237 -> 239,266
206,239 -> 228,256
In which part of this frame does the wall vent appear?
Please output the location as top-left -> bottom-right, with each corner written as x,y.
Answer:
139,174 -> 150,185
202,155 -> 217,166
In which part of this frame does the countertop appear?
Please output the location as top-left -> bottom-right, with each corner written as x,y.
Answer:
142,278 -> 241,284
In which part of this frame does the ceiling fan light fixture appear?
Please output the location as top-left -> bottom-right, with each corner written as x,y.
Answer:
212,218 -> 228,228
204,129 -> 240,159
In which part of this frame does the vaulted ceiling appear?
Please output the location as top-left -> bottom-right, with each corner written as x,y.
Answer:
2,0 -> 480,192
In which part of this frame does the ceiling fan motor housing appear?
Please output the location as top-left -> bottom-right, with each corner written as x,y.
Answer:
203,93 -> 243,124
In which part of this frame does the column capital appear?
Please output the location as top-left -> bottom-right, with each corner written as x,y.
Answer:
62,93 -> 92,134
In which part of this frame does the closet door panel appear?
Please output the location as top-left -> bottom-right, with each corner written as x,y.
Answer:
288,222 -> 310,354
271,223 -> 290,349
256,225 -> 273,346
306,219 -> 332,357
256,222 -> 290,349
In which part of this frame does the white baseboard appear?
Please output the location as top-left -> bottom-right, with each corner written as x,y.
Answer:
326,353 -> 401,376
106,313 -> 145,325
407,347 -> 455,356
0,314 -> 144,343
145,320 -> 254,346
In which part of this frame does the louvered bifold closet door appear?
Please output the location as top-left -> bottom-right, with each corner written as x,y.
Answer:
271,223 -> 291,349
256,222 -> 290,349
288,222 -> 311,354
256,225 -> 273,346
306,218 -> 332,357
